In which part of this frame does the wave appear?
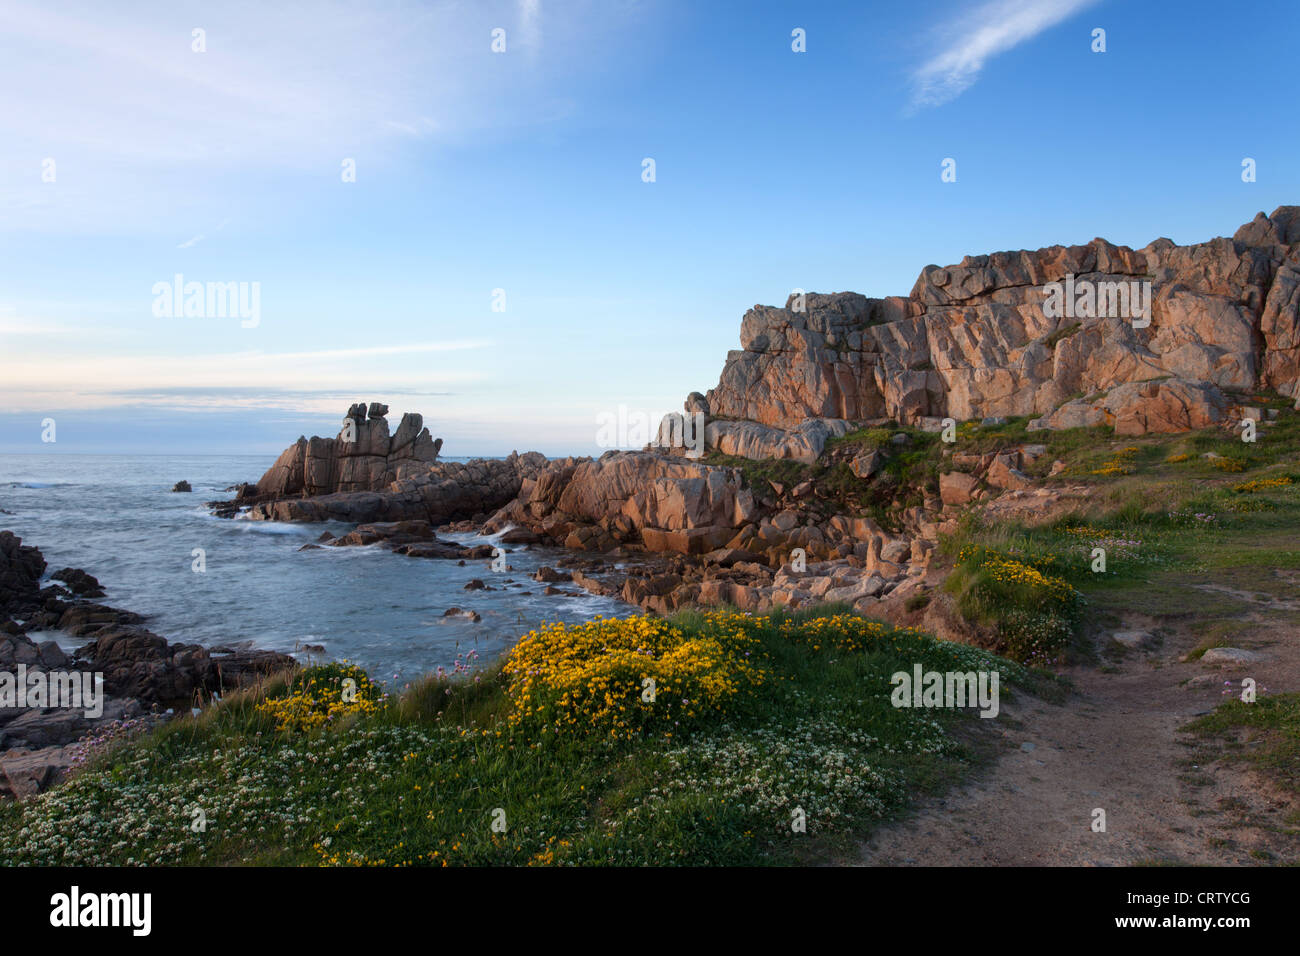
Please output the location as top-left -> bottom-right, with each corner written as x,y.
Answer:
225,518 -> 315,536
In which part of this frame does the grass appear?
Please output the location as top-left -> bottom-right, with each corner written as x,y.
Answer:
0,607 -> 1048,867
1186,694 -> 1300,816
933,392 -> 1300,659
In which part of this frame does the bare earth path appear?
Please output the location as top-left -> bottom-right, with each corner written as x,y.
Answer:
859,614 -> 1300,866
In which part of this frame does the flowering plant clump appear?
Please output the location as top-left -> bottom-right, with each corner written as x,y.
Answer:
1232,475 -> 1292,494
1059,523 -> 1115,540
1,722 -> 443,866
66,715 -> 154,771
1166,452 -> 1192,463
1167,509 -> 1217,526
632,716 -> 914,836
1056,524 -> 1147,564
256,662 -> 384,733
1211,457 -> 1246,473
981,557 -> 1078,609
1090,445 -> 1139,476
777,612 -> 1032,680
777,613 -> 921,654
1227,497 -> 1277,513
951,545 -> 1081,662
501,614 -> 766,740
995,608 -> 1074,666
957,545 -> 1078,613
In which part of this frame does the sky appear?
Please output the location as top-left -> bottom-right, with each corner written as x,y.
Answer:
1,0 -> 1297,457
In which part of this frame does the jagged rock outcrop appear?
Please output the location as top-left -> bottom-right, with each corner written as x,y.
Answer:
256,402 -> 444,498
223,404 -> 551,526
696,206 -> 1300,437
0,531 -> 46,617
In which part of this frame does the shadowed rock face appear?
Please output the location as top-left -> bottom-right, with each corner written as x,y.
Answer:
697,206 -> 1300,436
243,451 -> 550,525
0,531 -> 46,617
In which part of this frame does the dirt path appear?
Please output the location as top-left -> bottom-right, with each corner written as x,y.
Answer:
859,614 -> 1300,866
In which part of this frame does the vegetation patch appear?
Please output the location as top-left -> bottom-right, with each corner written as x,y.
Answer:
257,662 -> 384,733
943,544 -> 1082,665
0,609 -> 1040,867
1186,694 -> 1300,810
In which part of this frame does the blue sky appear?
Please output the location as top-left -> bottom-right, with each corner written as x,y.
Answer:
1,0 -> 1296,457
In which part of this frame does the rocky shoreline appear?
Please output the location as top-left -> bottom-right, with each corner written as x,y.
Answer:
0,530 -> 294,799
9,204 -> 1299,801
201,205 -> 1300,645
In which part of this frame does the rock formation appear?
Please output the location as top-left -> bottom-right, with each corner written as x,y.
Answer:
693,206 -> 1300,441
214,403 -> 555,526
256,402 -> 443,498
483,451 -> 756,555
205,207 -> 1300,631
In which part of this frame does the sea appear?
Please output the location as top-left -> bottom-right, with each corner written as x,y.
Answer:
0,454 -> 635,687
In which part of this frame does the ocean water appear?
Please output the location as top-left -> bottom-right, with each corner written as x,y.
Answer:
0,454 -> 635,685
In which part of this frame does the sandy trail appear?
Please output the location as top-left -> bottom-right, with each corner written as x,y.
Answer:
859,615 -> 1300,866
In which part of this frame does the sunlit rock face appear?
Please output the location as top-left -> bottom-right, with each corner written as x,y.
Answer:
700,206 -> 1300,436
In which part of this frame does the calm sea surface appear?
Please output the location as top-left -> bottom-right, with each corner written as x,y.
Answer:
0,454 -> 634,685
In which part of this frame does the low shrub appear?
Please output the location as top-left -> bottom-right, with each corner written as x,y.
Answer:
256,662 -> 384,733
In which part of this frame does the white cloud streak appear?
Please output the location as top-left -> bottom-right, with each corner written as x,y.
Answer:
910,0 -> 1099,109
0,339 -> 493,413
0,0 -> 636,233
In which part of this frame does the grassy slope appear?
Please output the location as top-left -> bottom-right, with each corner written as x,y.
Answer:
945,393 -> 1300,648
0,607 -> 1049,867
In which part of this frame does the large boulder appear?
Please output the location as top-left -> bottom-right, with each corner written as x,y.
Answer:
481,452 -> 758,555
702,418 -> 857,463
1029,379 -> 1229,436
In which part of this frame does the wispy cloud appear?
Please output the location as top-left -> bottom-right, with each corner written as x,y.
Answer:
0,305 -> 109,337
517,0 -> 543,52
910,0 -> 1098,110
0,339 -> 493,413
0,0 -> 638,234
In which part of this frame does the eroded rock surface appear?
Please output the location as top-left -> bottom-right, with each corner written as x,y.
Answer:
698,206 -> 1300,438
